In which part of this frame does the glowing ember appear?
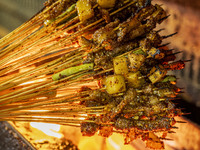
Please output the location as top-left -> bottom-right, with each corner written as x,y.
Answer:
30,122 -> 62,139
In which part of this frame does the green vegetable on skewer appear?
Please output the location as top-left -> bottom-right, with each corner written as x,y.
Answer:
52,63 -> 94,81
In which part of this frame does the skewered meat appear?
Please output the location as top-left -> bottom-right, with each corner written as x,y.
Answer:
81,122 -> 99,136
42,0 -> 187,149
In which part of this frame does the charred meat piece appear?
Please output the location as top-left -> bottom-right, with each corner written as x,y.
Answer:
81,122 -> 99,136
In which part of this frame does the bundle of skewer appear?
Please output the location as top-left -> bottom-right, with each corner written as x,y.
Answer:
0,0 -> 188,149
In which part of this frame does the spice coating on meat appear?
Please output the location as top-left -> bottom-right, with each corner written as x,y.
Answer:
71,0 -> 185,149
81,122 -> 99,136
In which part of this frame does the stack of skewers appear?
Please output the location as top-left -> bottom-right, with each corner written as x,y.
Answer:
0,0 -> 188,149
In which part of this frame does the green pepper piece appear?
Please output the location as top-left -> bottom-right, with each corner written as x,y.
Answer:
162,75 -> 177,82
133,49 -> 146,55
52,63 -> 94,81
57,4 -> 76,19
44,4 -> 76,26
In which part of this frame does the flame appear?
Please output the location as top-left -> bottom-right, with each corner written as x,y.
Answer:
30,122 -> 62,139
107,137 -> 121,150
107,133 -> 136,150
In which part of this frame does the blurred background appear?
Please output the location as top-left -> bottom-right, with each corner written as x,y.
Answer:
0,0 -> 46,36
153,0 -> 200,124
0,0 -> 200,150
